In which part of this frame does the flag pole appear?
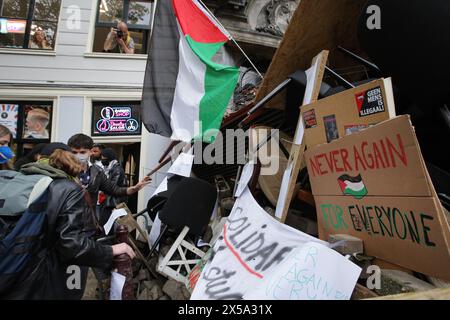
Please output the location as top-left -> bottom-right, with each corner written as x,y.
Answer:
197,0 -> 264,80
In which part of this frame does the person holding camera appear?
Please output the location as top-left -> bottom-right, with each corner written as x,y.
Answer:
103,22 -> 135,54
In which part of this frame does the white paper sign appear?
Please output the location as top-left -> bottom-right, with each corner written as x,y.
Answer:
151,176 -> 168,198
190,188 -> 326,300
167,152 -> 194,177
234,161 -> 254,197
148,213 -> 162,250
104,208 -> 128,235
274,161 -> 293,219
243,242 -> 362,300
110,271 -> 126,300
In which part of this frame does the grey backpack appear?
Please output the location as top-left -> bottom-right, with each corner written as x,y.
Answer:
0,170 -> 53,216
0,170 -> 54,295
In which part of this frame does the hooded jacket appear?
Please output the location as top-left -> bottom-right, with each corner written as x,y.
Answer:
2,162 -> 113,300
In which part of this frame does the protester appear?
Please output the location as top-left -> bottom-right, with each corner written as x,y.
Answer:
67,134 -> 151,212
0,124 -> 14,170
13,143 -> 47,171
90,143 -> 106,169
98,148 -> 127,225
103,21 -> 135,54
1,143 -> 136,299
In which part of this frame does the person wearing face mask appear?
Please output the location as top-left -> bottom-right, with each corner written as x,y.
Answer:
98,148 -> 127,226
67,134 -> 151,220
0,124 -> 14,170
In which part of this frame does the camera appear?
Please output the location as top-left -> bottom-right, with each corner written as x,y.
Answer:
113,28 -> 124,39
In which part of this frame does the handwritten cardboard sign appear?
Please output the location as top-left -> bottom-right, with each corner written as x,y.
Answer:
306,115 -> 430,197
190,187 -> 326,300
303,78 -> 396,148
243,242 -> 361,300
305,115 -> 450,280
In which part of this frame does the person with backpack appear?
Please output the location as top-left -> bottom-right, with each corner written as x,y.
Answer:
0,143 -> 136,299
0,124 -> 14,170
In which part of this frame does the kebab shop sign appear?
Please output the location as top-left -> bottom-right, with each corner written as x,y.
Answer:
305,116 -> 450,279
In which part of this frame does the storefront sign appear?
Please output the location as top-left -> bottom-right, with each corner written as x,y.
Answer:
0,104 -> 18,138
0,19 -> 27,34
92,104 -> 141,136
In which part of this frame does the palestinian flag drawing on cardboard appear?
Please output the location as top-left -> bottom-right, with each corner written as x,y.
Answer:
141,0 -> 240,143
337,174 -> 368,199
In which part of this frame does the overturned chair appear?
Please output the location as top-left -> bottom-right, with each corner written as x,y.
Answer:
146,177 -> 217,285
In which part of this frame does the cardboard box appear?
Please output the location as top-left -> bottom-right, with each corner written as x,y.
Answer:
305,115 -> 450,280
303,78 -> 396,148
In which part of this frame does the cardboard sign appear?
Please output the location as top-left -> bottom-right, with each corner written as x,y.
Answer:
305,115 -> 450,280
190,187 -> 325,300
243,242 -> 361,300
303,78 -> 396,148
306,115 -> 431,197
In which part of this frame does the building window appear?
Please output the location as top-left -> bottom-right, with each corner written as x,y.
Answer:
0,101 -> 52,158
91,101 -> 141,136
0,0 -> 61,50
92,0 -> 153,54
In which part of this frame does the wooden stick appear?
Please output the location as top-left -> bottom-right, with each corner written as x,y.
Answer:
146,156 -> 172,177
128,236 -> 160,279
159,140 -> 182,163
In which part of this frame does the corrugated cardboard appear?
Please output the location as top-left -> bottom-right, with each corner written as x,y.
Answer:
303,78 -> 396,148
306,115 -> 431,197
305,115 -> 450,280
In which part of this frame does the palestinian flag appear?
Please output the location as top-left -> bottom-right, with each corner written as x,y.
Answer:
141,0 -> 240,143
337,174 -> 368,199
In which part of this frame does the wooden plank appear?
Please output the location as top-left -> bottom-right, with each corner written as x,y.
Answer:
371,258 -> 415,275
116,203 -> 149,243
275,50 -> 328,223
255,0 -> 367,108
351,283 -> 379,300
365,287 -> 450,300
249,126 -> 293,206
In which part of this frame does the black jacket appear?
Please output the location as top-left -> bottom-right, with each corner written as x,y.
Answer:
3,168 -> 113,300
103,161 -> 127,209
85,163 -> 128,206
